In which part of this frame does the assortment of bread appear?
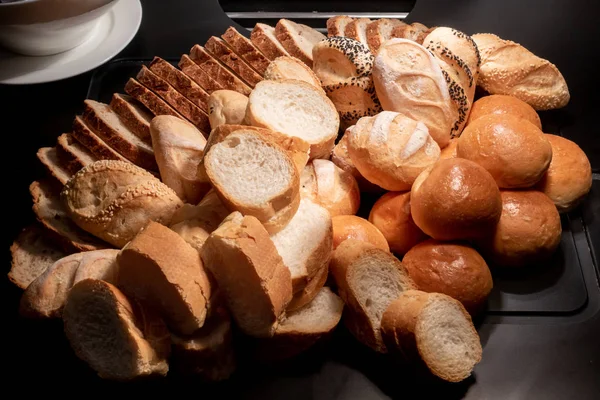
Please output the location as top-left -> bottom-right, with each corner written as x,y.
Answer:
9,14 -> 593,386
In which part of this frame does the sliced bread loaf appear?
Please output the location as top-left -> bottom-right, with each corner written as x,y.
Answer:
274,19 -> 326,68
109,93 -> 153,141
125,78 -> 186,119
178,54 -> 224,94
37,147 -> 72,185
56,133 -> 97,174
222,27 -> 270,76
366,19 -> 406,53
264,56 -> 322,90
72,116 -> 132,163
204,37 -> 263,87
189,45 -> 252,95
345,18 -> 372,46
251,23 -> 290,60
326,15 -> 354,37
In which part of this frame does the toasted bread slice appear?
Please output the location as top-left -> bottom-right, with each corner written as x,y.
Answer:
264,56 -> 322,89
8,224 -> 71,289
366,19 -> 406,53
178,54 -> 224,94
204,37 -> 263,87
345,18 -> 372,46
72,116 -> 131,163
274,19 -> 326,68
189,45 -> 252,95
109,93 -> 153,140
124,78 -> 186,119
56,133 -> 98,174
251,23 -> 290,60
326,15 -> 354,37
222,27 -> 270,76
37,147 -> 72,185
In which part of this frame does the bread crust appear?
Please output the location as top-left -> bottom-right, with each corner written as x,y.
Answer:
189,45 -> 252,95
72,116 -> 131,163
274,19 -> 326,68
332,215 -> 389,251
264,56 -> 322,89
205,36 -> 263,87
207,90 -> 249,129
467,94 -> 541,129
331,131 -> 384,193
326,15 -> 354,37
366,18 -> 405,53
36,147 -> 71,185
251,23 -> 290,61
178,54 -> 224,93
222,27 -> 270,76
125,78 -> 185,118
56,133 -> 97,174
109,93 -> 153,140
286,258 -> 329,312
344,18 -> 371,46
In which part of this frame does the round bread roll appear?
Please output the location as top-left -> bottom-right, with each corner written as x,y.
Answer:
331,131 -> 384,193
535,134 -> 592,212
439,138 -> 458,159
457,114 -> 552,188
480,190 -> 562,267
346,111 -> 441,191
402,240 -> 493,314
300,159 -> 360,216
368,192 -> 428,255
332,215 -> 389,251
467,94 -> 541,129
207,90 -> 249,129
411,158 -> 502,241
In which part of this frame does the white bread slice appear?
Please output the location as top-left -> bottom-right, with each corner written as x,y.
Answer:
20,249 -> 119,318
56,133 -> 97,174
251,23 -> 290,60
72,116 -> 132,164
178,54 -> 225,94
201,212 -> 293,337
8,224 -> 70,289
203,130 -> 300,234
189,45 -> 252,95
117,221 -> 213,335
82,99 -> 158,171
345,18 -> 372,46
37,147 -> 71,185
326,15 -> 354,37
109,93 -> 153,141
274,19 -> 326,68
330,239 -> 415,353
270,199 -> 332,294
205,36 -> 263,87
246,79 -> 340,159
222,27 -> 270,76
63,279 -> 170,380
366,19 -> 406,53
381,290 -> 482,382
264,56 -> 322,90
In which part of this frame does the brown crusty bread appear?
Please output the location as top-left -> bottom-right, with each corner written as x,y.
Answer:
72,116 -> 131,163
274,19 -> 326,68
109,93 -> 153,141
366,18 -> 406,53
56,133 -> 98,174
118,221 -> 213,335
222,27 -> 270,76
326,15 -> 354,37
36,147 -> 72,185
30,180 -> 110,252
345,18 -> 372,46
204,37 -> 263,87
82,99 -> 158,171
331,215 -> 390,251
8,224 -> 71,290
201,212 -> 293,337
63,279 -> 171,380
251,23 -> 290,61
207,90 -> 249,129
188,45 -> 252,95
178,54 -> 224,94
124,78 -> 186,119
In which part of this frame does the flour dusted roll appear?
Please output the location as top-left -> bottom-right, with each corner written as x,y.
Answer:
346,111 -> 440,191
457,114 -> 552,188
467,94 -> 541,129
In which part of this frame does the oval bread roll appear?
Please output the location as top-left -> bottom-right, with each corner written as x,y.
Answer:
332,215 -> 389,251
264,56 -> 322,89
207,90 -> 249,129
467,94 -> 541,129
457,114 -> 552,188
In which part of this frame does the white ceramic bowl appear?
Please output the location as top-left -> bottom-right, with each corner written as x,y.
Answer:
0,0 -> 118,56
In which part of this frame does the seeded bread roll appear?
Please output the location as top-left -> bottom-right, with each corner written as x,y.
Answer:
332,215 -> 389,251
207,90 -> 249,129
346,111 -> 441,191
467,94 -> 542,129
264,56 -> 322,89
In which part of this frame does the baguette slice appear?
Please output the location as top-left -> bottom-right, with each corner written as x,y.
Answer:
124,78 -> 186,119
82,99 -> 158,171
204,37 -> 263,87
251,23 -> 290,60
149,57 -> 210,112
326,15 -> 354,37
201,212 -> 293,337
63,279 -> 170,380
72,116 -> 131,163
109,93 -> 153,141
56,133 -> 98,174
345,18 -> 372,46
37,147 -> 71,185
274,19 -> 326,68
222,27 -> 270,76
204,130 -> 301,234
8,224 -> 70,289
366,19 -> 406,53
264,56 -> 322,89
20,249 -> 119,318
178,54 -> 224,94
381,290 -> 482,382
136,66 -> 210,133
287,256 -> 329,311
330,239 -> 415,353
189,45 -> 252,95
30,180 -> 111,252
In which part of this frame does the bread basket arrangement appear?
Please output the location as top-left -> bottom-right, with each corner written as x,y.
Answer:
9,16 -> 592,384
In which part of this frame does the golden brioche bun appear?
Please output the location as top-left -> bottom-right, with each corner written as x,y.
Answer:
467,94 -> 541,129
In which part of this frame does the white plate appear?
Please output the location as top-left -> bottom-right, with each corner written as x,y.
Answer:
0,0 -> 142,85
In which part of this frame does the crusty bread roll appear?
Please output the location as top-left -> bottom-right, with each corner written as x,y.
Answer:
201,212 -> 293,337
467,94 -> 541,129
368,191 -> 428,255
300,159 -> 360,216
61,160 -> 183,248
150,115 -> 209,204
473,33 -> 570,110
63,279 -> 170,380
264,56 -> 322,89
246,79 -> 339,159
373,39 -> 456,148
439,138 -> 458,159
479,190 -> 562,267
366,18 -> 405,53
332,215 -> 389,251
326,15 -> 354,37
346,111 -> 441,191
312,36 -> 382,128
535,135 -> 592,212
118,221 -> 213,335
207,90 -> 249,129
457,114 -> 552,188
204,130 -> 300,234
402,240 -> 493,313
411,158 -> 502,241
275,19 -> 325,68
330,239 -> 414,352
381,290 -> 482,382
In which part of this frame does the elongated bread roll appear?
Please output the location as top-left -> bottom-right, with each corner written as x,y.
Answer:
207,90 -> 249,129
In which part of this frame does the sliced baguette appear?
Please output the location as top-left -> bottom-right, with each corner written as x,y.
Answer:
63,279 -> 170,380
287,256 -> 329,312
381,290 -> 482,382
326,15 -> 354,37
274,19 -> 326,68
330,239 -> 415,353
251,23 -> 290,60
124,78 -> 186,119
189,45 -> 252,95
178,54 -> 224,94
201,212 -> 293,337
82,99 -> 158,171
222,27 -> 270,76
345,18 -> 372,46
56,133 -> 98,174
37,147 -> 72,185
204,37 -> 263,87
72,116 -> 131,163
264,56 -> 322,90
8,224 -> 71,290
366,18 -> 406,53
109,93 -> 153,141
